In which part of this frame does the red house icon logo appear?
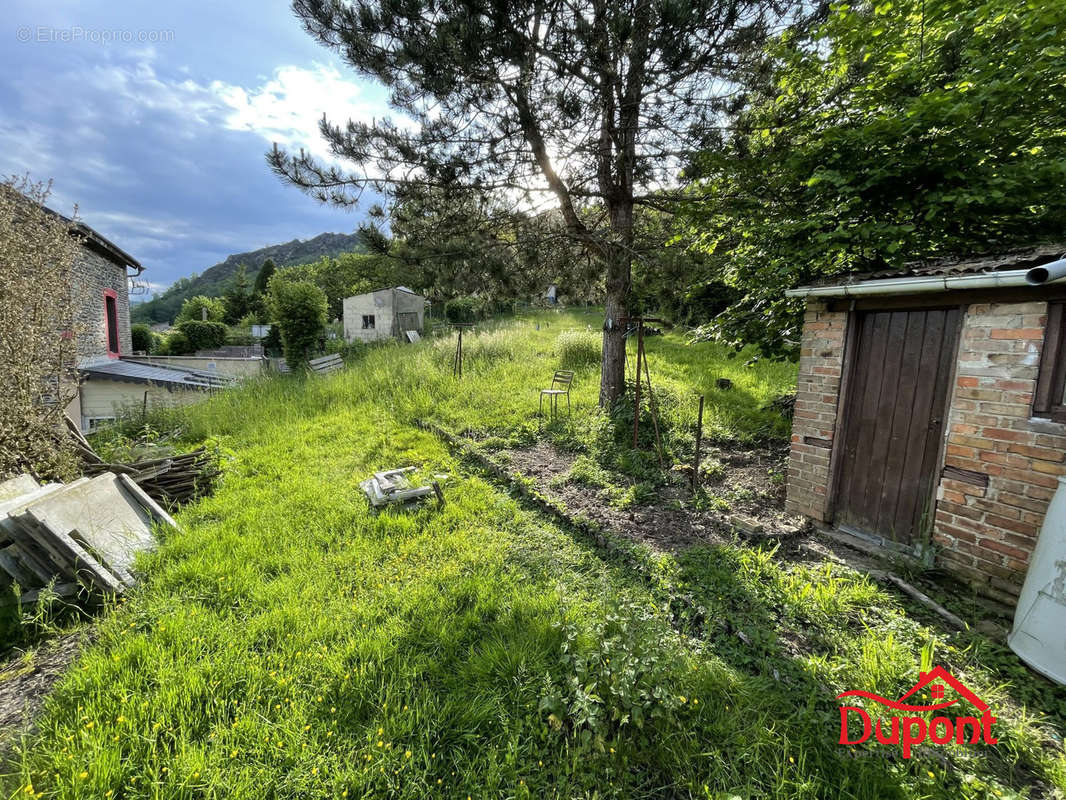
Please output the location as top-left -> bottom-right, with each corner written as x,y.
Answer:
836,666 -> 997,758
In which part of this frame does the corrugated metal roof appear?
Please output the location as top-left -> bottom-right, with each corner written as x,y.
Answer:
81,360 -> 233,390
807,243 -> 1066,288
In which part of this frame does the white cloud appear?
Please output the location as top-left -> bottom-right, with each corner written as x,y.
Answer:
210,64 -> 384,163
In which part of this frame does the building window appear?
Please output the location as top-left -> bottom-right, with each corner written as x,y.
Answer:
104,290 -> 120,356
362,314 -> 375,330
1034,301 -> 1066,421
85,416 -> 116,431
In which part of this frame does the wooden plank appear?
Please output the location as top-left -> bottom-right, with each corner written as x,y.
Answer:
863,310 -> 909,525
845,312 -> 892,530
910,307 -> 961,538
892,310 -> 949,541
874,311 -> 926,535
826,310 -> 860,522
835,312 -> 876,527
1035,300 -> 1064,413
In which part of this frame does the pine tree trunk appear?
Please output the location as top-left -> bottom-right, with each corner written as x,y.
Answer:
599,243 -> 630,407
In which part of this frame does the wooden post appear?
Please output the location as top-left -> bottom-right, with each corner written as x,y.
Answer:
632,320 -> 643,448
692,395 -> 704,492
643,352 -> 665,468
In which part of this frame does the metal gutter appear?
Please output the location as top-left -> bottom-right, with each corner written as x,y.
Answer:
785,257 -> 1066,299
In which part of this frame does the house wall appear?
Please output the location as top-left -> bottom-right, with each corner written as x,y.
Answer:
786,298 -> 1065,605
342,290 -> 425,342
785,300 -> 849,520
343,290 -> 393,343
79,379 -> 201,429
72,246 -> 132,363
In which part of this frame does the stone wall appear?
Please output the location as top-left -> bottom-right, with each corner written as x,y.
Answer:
71,245 -> 131,364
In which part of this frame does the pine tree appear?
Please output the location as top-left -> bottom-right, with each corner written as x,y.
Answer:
270,0 -> 801,405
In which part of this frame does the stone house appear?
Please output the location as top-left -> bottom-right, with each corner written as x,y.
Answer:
61,214 -> 227,431
785,245 -> 1066,605
342,287 -> 426,343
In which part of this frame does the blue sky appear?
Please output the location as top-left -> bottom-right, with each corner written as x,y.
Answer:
1,0 -> 390,294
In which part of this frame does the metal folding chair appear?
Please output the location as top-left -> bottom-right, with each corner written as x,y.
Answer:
539,370 -> 574,420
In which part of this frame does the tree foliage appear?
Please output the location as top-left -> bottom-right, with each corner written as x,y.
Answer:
222,265 -> 254,325
174,321 -> 229,354
175,295 -> 226,325
0,177 -> 81,480
271,0 -> 800,403
682,0 -> 1066,357
268,278 -> 328,367
277,252 -> 398,318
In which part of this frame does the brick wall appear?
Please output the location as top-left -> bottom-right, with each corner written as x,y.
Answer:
785,300 -> 849,520
71,246 -> 131,364
933,301 -> 1064,604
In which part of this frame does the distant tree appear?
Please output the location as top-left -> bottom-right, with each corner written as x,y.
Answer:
682,0 -> 1066,358
223,264 -> 254,325
271,0 -> 802,405
268,278 -> 328,368
0,176 -> 81,480
175,295 -> 226,324
250,258 -> 278,323
278,252 -> 396,318
253,258 -> 277,296
130,323 -> 153,353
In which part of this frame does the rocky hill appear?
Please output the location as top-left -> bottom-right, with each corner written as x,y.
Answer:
131,232 -> 365,324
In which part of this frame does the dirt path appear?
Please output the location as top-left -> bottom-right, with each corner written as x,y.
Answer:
0,631 -> 89,762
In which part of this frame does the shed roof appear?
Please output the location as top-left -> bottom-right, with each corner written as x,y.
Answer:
81,360 -> 233,390
791,243 -> 1066,296
345,286 -> 426,301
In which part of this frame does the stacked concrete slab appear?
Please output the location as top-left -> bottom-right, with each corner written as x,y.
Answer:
0,472 -> 178,604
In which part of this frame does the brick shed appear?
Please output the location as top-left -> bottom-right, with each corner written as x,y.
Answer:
785,245 -> 1066,605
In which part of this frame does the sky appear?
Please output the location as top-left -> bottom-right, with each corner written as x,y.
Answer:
0,0 -> 392,295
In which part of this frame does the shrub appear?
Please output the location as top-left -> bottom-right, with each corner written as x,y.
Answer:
444,296 -> 485,323
269,279 -> 328,368
539,599 -> 685,746
130,323 -> 152,353
161,329 -> 191,356
557,330 -> 600,369
175,295 -> 225,324
176,320 -> 228,353
0,176 -> 80,480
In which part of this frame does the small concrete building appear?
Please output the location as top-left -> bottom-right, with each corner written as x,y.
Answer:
785,245 -> 1066,606
342,287 -> 426,343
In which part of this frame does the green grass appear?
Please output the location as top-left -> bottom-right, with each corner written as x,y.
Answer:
3,311 -> 1064,798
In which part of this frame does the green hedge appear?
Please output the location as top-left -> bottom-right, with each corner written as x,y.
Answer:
175,320 -> 228,353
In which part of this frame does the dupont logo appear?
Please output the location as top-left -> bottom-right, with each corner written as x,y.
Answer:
836,666 -> 997,758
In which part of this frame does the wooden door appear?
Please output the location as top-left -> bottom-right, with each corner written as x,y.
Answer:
834,308 -> 961,547
395,312 -> 420,334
